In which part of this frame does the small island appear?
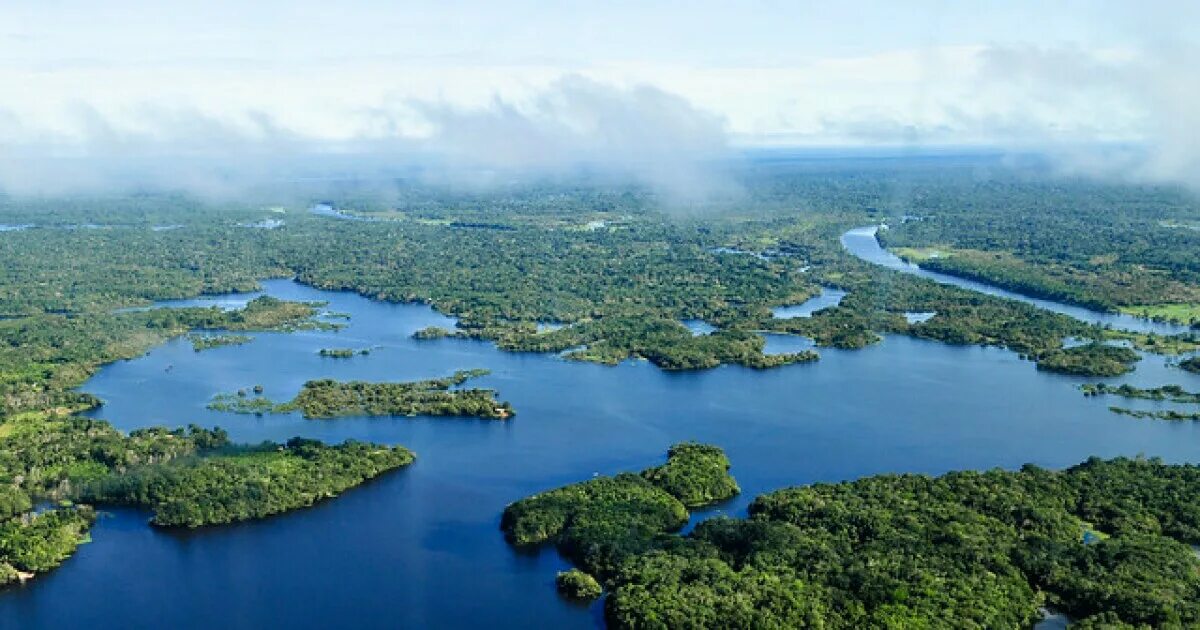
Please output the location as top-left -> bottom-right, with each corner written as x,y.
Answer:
412,326 -> 456,340
188,333 -> 252,352
1036,343 -> 1140,376
1109,407 -> 1200,421
318,347 -> 370,358
556,569 -> 602,600
1082,382 -> 1200,404
1182,356 -> 1200,374
208,369 -> 513,419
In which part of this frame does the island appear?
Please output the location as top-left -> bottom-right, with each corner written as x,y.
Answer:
0,412 -> 413,585
503,445 -> 1200,629
1035,343 -> 1140,376
1082,382 -> 1200,404
207,369 -> 514,419
188,333 -> 252,351
318,347 -> 370,358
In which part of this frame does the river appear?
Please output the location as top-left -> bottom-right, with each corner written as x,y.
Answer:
2,278 -> 1199,628
841,226 -> 1194,336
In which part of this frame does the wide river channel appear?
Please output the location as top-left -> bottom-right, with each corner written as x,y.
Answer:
2,230 -> 1198,628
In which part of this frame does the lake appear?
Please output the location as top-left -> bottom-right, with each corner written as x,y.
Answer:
2,278 -> 1199,629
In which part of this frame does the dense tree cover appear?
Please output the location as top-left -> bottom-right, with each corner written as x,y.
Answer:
1035,343 -> 1142,376
557,568 -> 603,600
501,443 -> 738,579
188,333 -> 252,351
290,379 -> 512,419
4,163 -> 1198,414
290,370 -> 511,419
0,296 -> 323,416
638,443 -> 740,508
412,326 -> 454,340
0,414 -> 221,584
208,370 -> 512,419
1182,356 -> 1200,374
0,413 -> 229,498
877,175 -> 1200,313
0,409 -> 415,581
510,450 -> 1200,628
1082,382 -> 1200,403
0,506 -> 95,585
81,438 -> 414,527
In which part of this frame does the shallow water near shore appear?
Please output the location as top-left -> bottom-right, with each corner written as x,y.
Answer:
2,278 -> 1199,629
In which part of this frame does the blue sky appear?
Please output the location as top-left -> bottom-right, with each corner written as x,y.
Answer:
0,1 -> 1197,193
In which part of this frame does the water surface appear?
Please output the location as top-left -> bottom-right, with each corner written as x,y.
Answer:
3,279 -> 1199,629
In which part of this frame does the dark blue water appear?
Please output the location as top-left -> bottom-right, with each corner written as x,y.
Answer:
3,279 -> 1200,629
843,226 -> 1194,336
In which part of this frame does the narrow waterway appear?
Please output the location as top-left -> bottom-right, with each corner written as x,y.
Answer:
841,226 -> 1194,336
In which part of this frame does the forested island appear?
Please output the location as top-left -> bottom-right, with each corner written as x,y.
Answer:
0,410 -> 413,584
1082,382 -> 1200,403
506,446 -> 1200,628
188,333 -> 252,352
1183,356 -> 1200,373
1034,343 -> 1141,377
1109,407 -> 1200,421
318,347 -> 370,358
208,370 -> 513,419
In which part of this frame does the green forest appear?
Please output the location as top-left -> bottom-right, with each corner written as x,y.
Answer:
876,177 -> 1200,319
207,370 -> 513,419
2,164 -> 1200,608
0,408 -> 414,580
507,446 -> 1200,629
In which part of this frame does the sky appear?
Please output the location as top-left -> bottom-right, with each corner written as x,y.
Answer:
1,1 -> 1198,194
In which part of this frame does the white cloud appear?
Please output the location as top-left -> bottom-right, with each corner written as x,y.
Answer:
0,76 -> 733,202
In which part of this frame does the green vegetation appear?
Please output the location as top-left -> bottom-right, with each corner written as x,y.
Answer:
318,347 -> 370,358
2,167 -> 1197,414
1035,343 -> 1140,376
508,450 -> 1200,629
82,438 -> 415,527
208,370 -> 513,419
412,326 -> 454,340
207,393 -> 282,415
188,333 -> 252,351
1082,382 -> 1200,403
1109,407 -> 1200,421
0,506 -> 95,585
1182,356 -> 1200,373
0,409 -> 414,580
556,568 -> 603,600
639,442 -> 740,508
501,443 -> 737,578
878,176 -> 1200,313
1103,328 -> 1200,355
0,293 -> 325,417
1119,302 -> 1200,326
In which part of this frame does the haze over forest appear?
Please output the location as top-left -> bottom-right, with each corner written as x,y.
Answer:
2,1 -> 1198,197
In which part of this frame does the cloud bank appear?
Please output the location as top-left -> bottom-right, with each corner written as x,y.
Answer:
0,76 -> 733,202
